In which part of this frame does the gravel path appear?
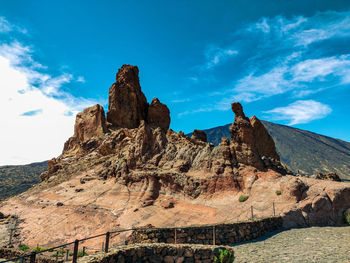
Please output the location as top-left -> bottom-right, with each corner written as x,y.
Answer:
232,226 -> 350,263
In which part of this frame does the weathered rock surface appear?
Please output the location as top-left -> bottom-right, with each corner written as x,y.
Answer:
74,104 -> 107,142
310,172 -> 341,182
1,64 -> 349,249
62,104 -> 107,158
250,115 -> 280,162
107,65 -> 148,128
191,129 -> 207,143
229,102 -> 264,169
147,98 -> 170,131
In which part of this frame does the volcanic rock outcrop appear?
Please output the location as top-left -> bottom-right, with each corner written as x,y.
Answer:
310,172 -> 342,182
147,98 -> 170,131
191,129 -> 207,143
2,64 -> 349,248
229,102 -> 264,170
107,65 -> 148,128
250,115 -> 280,162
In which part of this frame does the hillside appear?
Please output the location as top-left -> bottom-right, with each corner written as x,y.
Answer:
0,121 -> 349,202
192,121 -> 350,180
0,161 -> 47,200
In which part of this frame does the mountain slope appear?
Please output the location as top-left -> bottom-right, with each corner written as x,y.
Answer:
0,161 -> 47,200
189,121 -> 350,180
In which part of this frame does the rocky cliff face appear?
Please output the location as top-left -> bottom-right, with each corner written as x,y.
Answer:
1,64 -> 349,248
147,98 -> 170,131
250,115 -> 280,162
107,65 -> 148,128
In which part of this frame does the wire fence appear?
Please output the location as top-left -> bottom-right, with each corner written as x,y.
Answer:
0,202 -> 280,263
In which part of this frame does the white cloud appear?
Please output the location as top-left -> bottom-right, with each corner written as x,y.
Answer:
264,100 -> 332,125
230,54 -> 350,103
0,55 -> 77,165
254,18 -> 271,33
177,107 -> 213,118
77,76 -> 86,83
204,46 -> 238,69
0,22 -> 98,165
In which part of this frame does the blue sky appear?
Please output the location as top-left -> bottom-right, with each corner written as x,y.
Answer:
1,0 -> 350,164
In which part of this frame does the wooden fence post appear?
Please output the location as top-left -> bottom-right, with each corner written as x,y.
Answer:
30,252 -> 36,263
105,232 -> 110,253
213,226 -> 216,247
273,202 -> 276,217
66,249 -> 69,261
174,229 -> 177,244
72,239 -> 79,263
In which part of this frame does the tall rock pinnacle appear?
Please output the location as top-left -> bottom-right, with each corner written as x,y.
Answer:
229,102 -> 264,169
107,64 -> 148,128
250,115 -> 280,162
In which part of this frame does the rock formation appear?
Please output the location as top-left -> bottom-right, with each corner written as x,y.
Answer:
147,98 -> 170,131
62,104 -> 107,157
250,115 -> 280,162
191,129 -> 207,143
229,102 -> 264,169
1,64 -> 349,248
74,104 -> 107,142
107,65 -> 148,128
310,172 -> 341,182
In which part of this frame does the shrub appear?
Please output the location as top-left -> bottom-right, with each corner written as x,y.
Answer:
214,248 -> 235,263
18,243 -> 29,251
345,209 -> 350,225
238,194 -> 249,202
50,253 -> 63,258
77,250 -> 88,257
32,246 -> 46,252
275,190 -> 282,195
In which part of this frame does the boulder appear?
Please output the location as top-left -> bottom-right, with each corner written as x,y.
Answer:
250,115 -> 280,162
311,172 -> 341,182
107,65 -> 148,128
147,98 -> 170,131
229,102 -> 263,169
191,129 -> 207,143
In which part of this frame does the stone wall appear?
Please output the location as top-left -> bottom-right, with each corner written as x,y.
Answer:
78,243 -> 233,263
0,247 -> 62,263
129,217 -> 283,245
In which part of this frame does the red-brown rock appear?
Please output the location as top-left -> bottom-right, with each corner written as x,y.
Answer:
191,130 -> 207,143
250,115 -> 280,162
107,65 -> 148,128
147,98 -> 170,131
62,104 -> 107,155
229,102 -> 263,169
74,104 -> 107,142
311,172 -> 341,182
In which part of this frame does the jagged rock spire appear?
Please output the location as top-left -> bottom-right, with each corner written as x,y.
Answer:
107,64 -> 148,128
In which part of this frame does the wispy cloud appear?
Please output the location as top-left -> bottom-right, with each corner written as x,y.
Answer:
264,100 -> 332,125
182,10 -> 350,122
0,17 -> 98,165
0,16 -> 27,34
177,107 -> 214,118
204,46 -> 238,69
77,76 -> 86,83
